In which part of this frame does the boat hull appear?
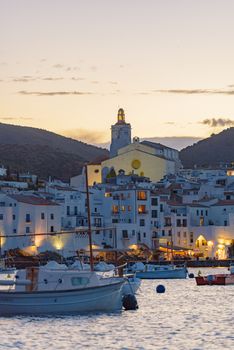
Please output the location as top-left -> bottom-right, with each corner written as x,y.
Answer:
136,267 -> 187,279
0,281 -> 124,316
122,277 -> 141,295
196,274 -> 234,286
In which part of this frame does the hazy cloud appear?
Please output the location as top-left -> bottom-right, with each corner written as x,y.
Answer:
61,128 -> 108,144
109,81 -> 118,85
11,76 -> 64,82
90,65 -> 98,72
42,77 -> 64,81
201,118 -> 234,127
0,116 -> 34,121
164,121 -> 176,125
53,64 -> 64,69
152,89 -> 234,95
71,77 -> 85,81
18,90 -> 93,96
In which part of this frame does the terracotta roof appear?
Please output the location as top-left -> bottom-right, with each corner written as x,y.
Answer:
9,195 -> 59,206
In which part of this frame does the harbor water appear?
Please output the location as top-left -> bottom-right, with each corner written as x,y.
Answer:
0,268 -> 233,350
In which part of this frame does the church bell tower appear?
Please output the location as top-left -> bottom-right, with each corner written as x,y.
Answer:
110,108 -> 131,158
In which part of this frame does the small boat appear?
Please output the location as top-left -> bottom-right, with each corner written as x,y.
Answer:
0,262 -> 125,316
132,263 -> 187,279
195,264 -> 234,286
122,274 -> 141,295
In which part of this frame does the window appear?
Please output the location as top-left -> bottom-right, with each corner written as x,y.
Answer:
132,230 -> 135,236
162,230 -> 165,236
205,210 -> 208,216
94,207 -> 97,213
121,206 -> 126,212
196,210 -> 199,216
112,218 -> 118,223
140,219 -> 145,226
138,205 -> 146,214
224,220 -> 227,226
74,206 -> 78,215
26,227 -> 30,233
50,226 -> 54,232
151,198 -> 158,206
177,232 -> 180,237
0,214 -> 3,220
122,230 -> 128,238
200,217 -> 204,226
152,210 -> 158,218
25,214 -> 31,223
176,219 -> 181,227
128,205 -> 132,212
50,213 -> 54,220
137,191 -> 147,200
143,232 -> 146,238
182,219 -> 187,227
12,214 -> 16,221
190,232 -> 194,243
160,204 -> 163,212
112,205 -> 119,214
183,232 -> 187,238
67,206 -> 70,215
201,210 -> 203,216
41,213 -> 45,220
13,229 -> 17,234
71,277 -> 89,286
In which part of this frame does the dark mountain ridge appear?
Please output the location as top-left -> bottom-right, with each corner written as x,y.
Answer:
180,128 -> 234,168
0,123 -> 109,180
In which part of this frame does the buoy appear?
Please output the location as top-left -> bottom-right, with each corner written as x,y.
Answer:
156,284 -> 165,293
189,273 -> 195,278
122,294 -> 138,310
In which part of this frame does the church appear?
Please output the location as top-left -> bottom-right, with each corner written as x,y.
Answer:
102,108 -> 181,183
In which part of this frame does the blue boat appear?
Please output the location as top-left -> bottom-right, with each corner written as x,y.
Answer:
135,264 -> 187,279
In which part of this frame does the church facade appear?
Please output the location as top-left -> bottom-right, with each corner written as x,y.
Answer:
102,108 -> 181,183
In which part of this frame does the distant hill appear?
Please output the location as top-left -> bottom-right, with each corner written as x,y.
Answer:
180,128 -> 234,168
0,123 -> 109,180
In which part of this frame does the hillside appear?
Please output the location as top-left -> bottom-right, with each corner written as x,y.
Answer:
0,123 -> 109,180
180,128 -> 234,168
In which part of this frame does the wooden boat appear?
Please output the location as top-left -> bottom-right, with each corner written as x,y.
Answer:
195,264 -> 234,286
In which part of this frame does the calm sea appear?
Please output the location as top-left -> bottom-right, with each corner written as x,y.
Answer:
0,268 -> 233,350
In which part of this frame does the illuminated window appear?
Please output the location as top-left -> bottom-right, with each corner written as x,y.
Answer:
105,192 -> 112,197
200,217 -> 204,226
138,205 -> 146,214
112,205 -> 119,214
128,206 -> 132,212
137,191 -> 147,200
121,206 -> 126,212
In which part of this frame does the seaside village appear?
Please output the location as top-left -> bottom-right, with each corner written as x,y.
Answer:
1,108 -> 234,263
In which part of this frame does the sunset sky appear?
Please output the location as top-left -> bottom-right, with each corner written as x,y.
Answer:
1,0 -> 234,147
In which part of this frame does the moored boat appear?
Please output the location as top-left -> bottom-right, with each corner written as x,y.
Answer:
132,263 -> 187,279
0,263 -> 125,316
195,264 -> 234,286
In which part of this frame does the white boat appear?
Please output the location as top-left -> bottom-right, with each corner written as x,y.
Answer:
132,263 -> 187,279
0,262 -> 125,316
122,274 -> 141,295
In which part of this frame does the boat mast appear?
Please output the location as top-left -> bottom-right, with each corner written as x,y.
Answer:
85,164 -> 94,271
